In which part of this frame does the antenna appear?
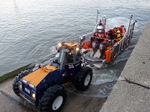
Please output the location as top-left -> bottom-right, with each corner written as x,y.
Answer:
96,10 -> 100,24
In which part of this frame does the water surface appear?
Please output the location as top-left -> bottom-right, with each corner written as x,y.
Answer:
0,0 -> 150,77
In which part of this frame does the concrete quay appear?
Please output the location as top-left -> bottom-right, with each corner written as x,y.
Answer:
100,21 -> 150,112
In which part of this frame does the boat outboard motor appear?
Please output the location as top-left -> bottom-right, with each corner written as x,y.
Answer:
99,43 -> 106,58
92,41 -> 99,57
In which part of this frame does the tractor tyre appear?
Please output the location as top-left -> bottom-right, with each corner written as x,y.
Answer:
13,70 -> 31,96
39,85 -> 67,112
74,67 -> 93,91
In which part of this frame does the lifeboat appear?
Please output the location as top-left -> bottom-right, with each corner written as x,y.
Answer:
79,15 -> 137,68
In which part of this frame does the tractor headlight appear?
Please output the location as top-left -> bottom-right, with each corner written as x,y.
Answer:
19,84 -> 22,90
18,81 -> 22,90
76,47 -> 80,51
32,93 -> 36,99
58,42 -> 62,47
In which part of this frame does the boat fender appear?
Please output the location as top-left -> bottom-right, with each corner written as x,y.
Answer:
105,50 -> 112,62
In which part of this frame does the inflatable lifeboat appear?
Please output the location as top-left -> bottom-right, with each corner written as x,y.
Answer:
79,15 -> 137,68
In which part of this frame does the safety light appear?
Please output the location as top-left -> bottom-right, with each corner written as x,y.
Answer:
76,47 -> 80,51
32,93 -> 36,99
19,84 -> 22,90
103,15 -> 106,18
135,20 -> 138,22
58,42 -> 62,47
80,36 -> 85,41
69,52 -> 72,55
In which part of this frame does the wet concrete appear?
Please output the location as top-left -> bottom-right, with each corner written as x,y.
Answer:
62,86 -> 107,112
0,78 -> 32,112
0,77 -> 107,112
99,21 -> 150,112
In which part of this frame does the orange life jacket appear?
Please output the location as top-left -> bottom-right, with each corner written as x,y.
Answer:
82,42 -> 92,49
94,33 -> 98,37
113,27 -> 117,34
97,33 -> 105,38
118,26 -> 126,34
105,32 -> 110,39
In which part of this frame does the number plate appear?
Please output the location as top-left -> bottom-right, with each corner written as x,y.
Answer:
25,88 -> 30,94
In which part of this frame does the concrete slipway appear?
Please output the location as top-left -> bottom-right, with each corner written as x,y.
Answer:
0,21 -> 150,112
99,21 -> 150,112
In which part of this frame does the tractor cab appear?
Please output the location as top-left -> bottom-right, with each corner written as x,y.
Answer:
54,42 -> 81,68
54,42 -> 82,83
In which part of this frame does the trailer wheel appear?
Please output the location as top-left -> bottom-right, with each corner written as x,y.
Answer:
74,67 -> 93,91
12,70 -> 31,96
39,85 -> 66,112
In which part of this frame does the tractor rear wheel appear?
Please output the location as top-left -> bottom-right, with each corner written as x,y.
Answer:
12,70 -> 31,96
74,67 -> 93,91
39,85 -> 67,112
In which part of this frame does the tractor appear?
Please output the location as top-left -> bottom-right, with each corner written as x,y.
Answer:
13,42 -> 93,112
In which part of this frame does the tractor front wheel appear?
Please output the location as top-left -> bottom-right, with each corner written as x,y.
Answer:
74,67 -> 93,91
39,85 -> 67,112
13,70 -> 31,96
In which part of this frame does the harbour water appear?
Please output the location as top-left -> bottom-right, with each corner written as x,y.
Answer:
0,1 -> 150,111
0,0 -> 150,84
0,0 -> 150,75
